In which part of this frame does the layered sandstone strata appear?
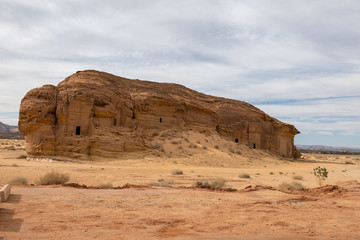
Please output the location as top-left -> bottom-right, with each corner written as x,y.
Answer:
19,70 -> 300,159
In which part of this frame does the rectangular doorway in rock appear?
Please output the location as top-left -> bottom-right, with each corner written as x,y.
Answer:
235,138 -> 239,143
76,126 -> 81,135
253,143 -> 256,149
159,118 -> 162,123
113,119 -> 117,126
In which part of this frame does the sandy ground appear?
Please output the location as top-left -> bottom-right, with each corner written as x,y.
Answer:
1,140 -> 360,239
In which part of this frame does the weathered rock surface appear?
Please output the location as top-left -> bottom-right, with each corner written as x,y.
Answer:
19,70 -> 300,159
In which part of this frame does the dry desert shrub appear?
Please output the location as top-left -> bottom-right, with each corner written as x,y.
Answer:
193,178 -> 226,189
188,143 -> 198,149
238,173 -> 251,178
292,175 -> 303,180
202,145 -> 207,150
160,132 -> 169,137
151,179 -> 174,187
97,183 -> 113,189
278,181 -> 304,191
36,170 -> 70,185
171,169 -> 183,175
150,142 -> 165,152
12,163 -> 19,167
150,142 -> 163,149
9,176 -> 28,186
152,131 -> 160,137
214,145 -> 219,149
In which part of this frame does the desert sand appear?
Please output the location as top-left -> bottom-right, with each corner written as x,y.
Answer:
1,139 -> 360,239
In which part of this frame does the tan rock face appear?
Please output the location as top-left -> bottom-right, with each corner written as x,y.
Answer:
19,70 -> 300,159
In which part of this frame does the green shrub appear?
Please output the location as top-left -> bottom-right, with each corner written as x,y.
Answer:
36,170 -> 70,185
313,166 -> 328,186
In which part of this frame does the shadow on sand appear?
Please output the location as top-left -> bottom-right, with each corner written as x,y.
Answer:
0,194 -> 24,232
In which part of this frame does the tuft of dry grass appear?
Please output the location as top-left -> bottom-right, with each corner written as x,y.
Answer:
150,142 -> 163,149
36,170 -> 70,185
97,183 -> 113,189
171,169 -> 183,175
278,181 -> 304,191
9,176 -> 28,186
193,178 -> 226,189
292,175 -> 303,180
151,179 -> 174,187
238,173 -> 251,178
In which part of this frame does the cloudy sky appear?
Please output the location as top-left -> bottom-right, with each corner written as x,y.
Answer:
1,0 -> 360,147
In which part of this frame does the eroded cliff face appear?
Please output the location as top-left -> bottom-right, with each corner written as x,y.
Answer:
19,70 -> 300,159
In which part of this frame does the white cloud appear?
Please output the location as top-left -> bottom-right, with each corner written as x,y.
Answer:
1,0 -> 360,145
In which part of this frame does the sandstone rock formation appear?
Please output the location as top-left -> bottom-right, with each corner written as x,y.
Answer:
19,70 -> 300,159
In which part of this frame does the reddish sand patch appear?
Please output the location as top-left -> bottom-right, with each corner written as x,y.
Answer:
1,181 -> 360,240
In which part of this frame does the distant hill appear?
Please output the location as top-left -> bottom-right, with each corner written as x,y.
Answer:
297,145 -> 360,154
0,121 -> 24,139
0,121 -> 18,132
